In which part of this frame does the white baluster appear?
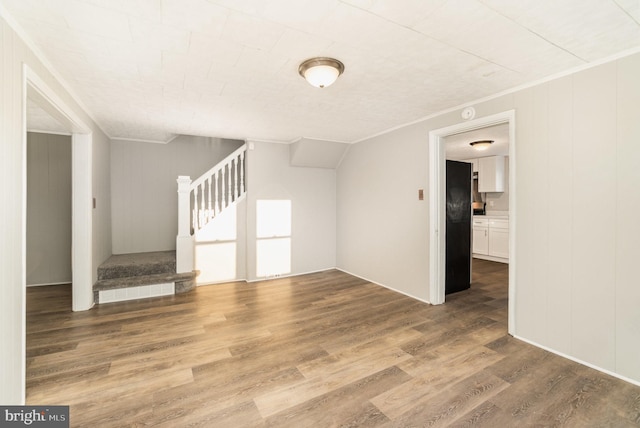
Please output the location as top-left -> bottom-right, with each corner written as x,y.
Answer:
214,171 -> 219,216
221,167 -> 227,208
226,164 -> 231,207
232,158 -> 238,200
207,176 -> 213,221
200,183 -> 205,228
239,151 -> 245,194
192,185 -> 199,230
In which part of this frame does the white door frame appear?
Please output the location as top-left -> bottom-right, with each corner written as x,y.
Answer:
24,65 -> 94,312
428,110 -> 516,335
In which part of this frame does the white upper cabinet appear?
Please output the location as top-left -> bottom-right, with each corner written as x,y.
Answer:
478,156 -> 505,193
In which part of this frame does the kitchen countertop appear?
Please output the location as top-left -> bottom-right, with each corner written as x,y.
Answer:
473,211 -> 509,219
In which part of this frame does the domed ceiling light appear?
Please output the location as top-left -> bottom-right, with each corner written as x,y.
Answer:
298,57 -> 345,88
470,140 -> 494,151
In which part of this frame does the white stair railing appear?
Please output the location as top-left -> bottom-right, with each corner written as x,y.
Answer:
176,144 -> 246,273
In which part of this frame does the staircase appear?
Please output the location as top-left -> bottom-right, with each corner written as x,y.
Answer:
93,143 -> 246,305
93,251 -> 197,304
176,143 -> 247,274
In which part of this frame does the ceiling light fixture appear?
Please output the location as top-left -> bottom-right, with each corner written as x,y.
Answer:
298,57 -> 345,88
470,140 -> 494,151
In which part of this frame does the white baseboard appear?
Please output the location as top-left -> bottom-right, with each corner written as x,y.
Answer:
472,254 -> 508,264
335,268 -> 431,305
198,278 -> 247,286
27,282 -> 71,287
195,267 -> 339,286
513,334 -> 640,388
246,267 -> 337,283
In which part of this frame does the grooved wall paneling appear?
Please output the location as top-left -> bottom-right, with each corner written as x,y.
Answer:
26,132 -> 72,286
545,76 -> 574,355
0,14 -> 26,405
615,54 -> 640,381
571,63 -> 617,371
337,52 -> 640,384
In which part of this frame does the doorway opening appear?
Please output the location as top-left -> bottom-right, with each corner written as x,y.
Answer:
428,110 -> 516,335
24,65 -> 94,312
26,131 -> 72,289
444,123 -> 510,299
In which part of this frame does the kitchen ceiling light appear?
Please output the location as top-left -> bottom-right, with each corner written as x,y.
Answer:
298,57 -> 344,88
470,140 -> 494,151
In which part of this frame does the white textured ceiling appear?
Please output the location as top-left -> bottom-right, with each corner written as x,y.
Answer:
4,0 -> 640,143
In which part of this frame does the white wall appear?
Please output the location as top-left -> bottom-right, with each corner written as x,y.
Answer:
194,198 -> 247,284
111,136 -> 243,254
0,14 -> 112,404
26,132 -> 72,285
246,141 -> 336,281
337,126 -> 430,301
93,129 -> 112,284
337,53 -> 640,384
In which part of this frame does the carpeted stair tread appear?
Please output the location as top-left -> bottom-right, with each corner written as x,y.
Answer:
94,271 -> 197,291
98,251 -> 176,280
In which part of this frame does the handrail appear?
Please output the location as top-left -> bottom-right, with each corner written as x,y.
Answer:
184,143 -> 246,234
191,144 -> 247,190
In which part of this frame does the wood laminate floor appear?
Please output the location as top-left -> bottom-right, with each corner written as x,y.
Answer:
27,260 -> 640,427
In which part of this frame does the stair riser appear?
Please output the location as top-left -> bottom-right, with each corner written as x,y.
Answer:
96,283 -> 175,304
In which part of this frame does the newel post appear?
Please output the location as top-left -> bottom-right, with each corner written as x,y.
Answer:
176,176 -> 194,273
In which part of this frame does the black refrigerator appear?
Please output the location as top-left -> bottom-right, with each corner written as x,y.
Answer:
445,160 -> 472,295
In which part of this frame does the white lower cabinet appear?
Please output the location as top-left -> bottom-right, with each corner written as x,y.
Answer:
488,219 -> 509,259
473,217 -> 509,262
472,219 -> 488,254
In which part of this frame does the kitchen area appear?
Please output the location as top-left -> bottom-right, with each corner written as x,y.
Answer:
445,123 -> 510,277
468,154 -> 509,264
